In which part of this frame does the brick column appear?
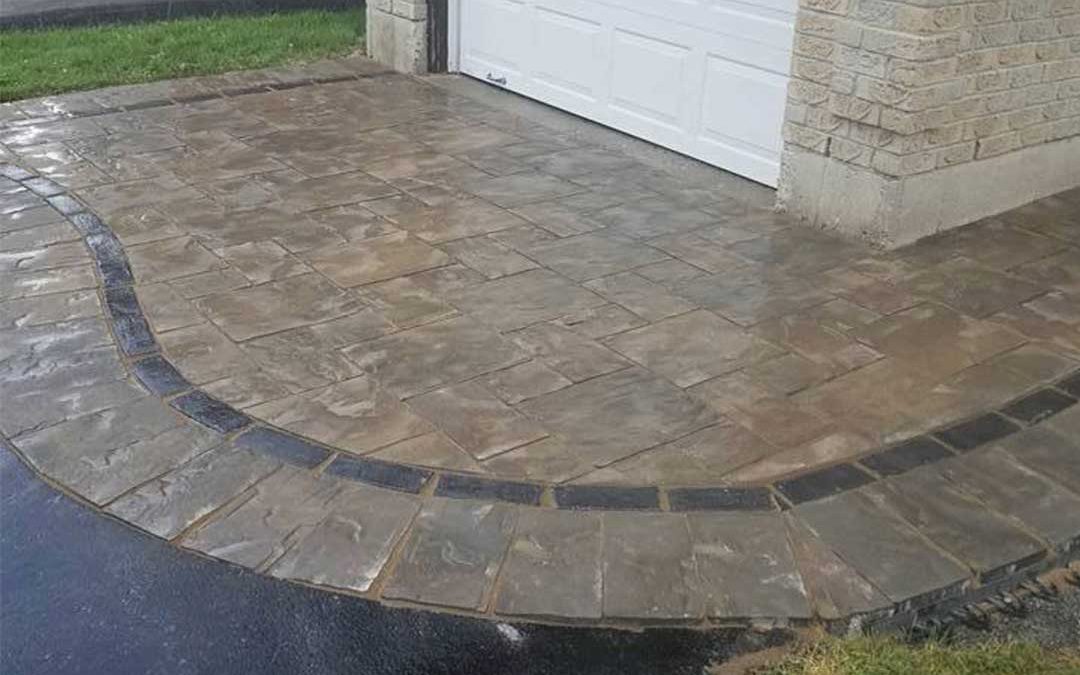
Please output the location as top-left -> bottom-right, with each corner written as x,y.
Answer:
367,0 -> 428,74
778,0 -> 1080,247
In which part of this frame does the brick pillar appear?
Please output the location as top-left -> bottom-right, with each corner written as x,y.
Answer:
778,0 -> 1080,247
367,0 -> 428,74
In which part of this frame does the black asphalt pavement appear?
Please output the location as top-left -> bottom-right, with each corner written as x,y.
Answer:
0,445 -> 790,675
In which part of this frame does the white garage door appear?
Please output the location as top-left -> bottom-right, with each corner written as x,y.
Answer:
457,0 -> 796,187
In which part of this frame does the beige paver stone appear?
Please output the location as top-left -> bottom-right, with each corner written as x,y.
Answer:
0,265 -> 98,300
607,310 -> 782,388
250,376 -> 432,454
406,382 -> 548,460
441,236 -> 537,279
511,322 -> 630,383
447,269 -> 606,332
342,315 -> 528,398
159,323 -> 256,383
214,240 -> 310,283
725,432 -> 874,484
583,272 -> 697,322
574,422 -> 772,486
196,273 -> 362,341
518,367 -> 718,467
382,197 -> 528,244
478,360 -> 572,405
370,432 -> 487,473
303,232 -> 449,287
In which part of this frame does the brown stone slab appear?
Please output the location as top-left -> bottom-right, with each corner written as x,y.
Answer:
583,272 -> 697,322
442,236 -> 537,279
518,367 -> 719,467
195,273 -> 362,341
477,360 -> 572,405
406,382 -> 549,460
525,233 -> 669,282
607,310 -> 782,387
370,432 -> 487,473
342,315 -> 528,398
302,232 -> 450,288
511,322 -> 630,382
383,197 -> 528,244
249,376 -> 433,455
572,423 -> 771,486
447,269 -> 606,332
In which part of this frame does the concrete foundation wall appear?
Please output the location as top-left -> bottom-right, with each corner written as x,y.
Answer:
366,0 -> 427,74
781,133 -> 1080,246
778,0 -> 1080,246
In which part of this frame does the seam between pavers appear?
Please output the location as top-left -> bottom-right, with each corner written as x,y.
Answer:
6,162 -> 1080,514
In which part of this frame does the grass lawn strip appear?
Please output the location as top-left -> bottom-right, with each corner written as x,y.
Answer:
0,9 -> 364,101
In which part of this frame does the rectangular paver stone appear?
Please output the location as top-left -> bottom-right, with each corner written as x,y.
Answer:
107,443 -> 281,539
783,514 -> 891,620
689,512 -> 811,619
861,469 -> 1045,581
938,448 -> 1080,553
795,491 -> 969,606
996,425 -> 1080,497
342,316 -> 528,398
494,508 -> 603,619
602,511 -> 700,620
269,482 -> 421,592
382,499 -> 515,610
182,467 -> 345,569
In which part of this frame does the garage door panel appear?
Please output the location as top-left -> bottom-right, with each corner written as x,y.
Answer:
461,0 -> 530,76
609,29 -> 691,131
459,0 -> 794,187
700,55 -> 786,159
529,6 -> 605,102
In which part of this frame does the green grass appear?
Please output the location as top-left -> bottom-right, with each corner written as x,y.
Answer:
0,9 -> 364,101
755,637 -> 1080,675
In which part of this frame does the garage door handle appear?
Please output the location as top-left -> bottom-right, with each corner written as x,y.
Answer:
486,73 -> 507,86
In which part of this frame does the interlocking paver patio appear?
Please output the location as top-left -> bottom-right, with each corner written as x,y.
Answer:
3,59 -> 1080,629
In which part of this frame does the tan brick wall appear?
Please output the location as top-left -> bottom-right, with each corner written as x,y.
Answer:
784,0 -> 1080,178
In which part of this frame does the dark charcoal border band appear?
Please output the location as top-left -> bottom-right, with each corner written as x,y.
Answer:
7,161 -> 1080,512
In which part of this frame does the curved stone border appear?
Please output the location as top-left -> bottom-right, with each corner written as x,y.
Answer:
6,161 -> 1080,515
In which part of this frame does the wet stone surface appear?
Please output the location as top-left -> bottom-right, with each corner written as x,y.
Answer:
4,61 -> 1080,628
